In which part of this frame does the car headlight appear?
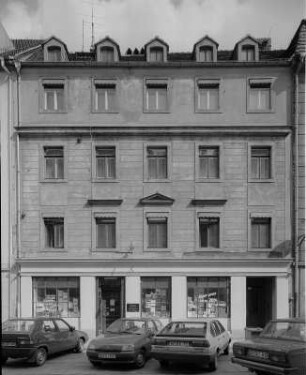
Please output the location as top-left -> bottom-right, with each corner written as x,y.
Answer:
87,343 -> 96,350
269,353 -> 287,363
121,344 -> 134,352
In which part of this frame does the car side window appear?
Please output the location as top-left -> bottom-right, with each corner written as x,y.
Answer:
216,320 -> 225,333
147,320 -> 157,333
55,319 -> 70,332
43,320 -> 57,332
210,323 -> 217,337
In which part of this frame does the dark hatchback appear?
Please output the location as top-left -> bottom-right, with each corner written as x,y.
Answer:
232,318 -> 306,375
1,317 -> 88,366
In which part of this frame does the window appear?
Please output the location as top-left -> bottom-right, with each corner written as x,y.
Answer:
147,217 -> 167,248
249,79 -> 272,111
241,45 -> 255,61
147,146 -> 167,179
94,82 -> 117,112
96,147 -> 116,179
44,147 -> 64,179
32,277 -> 80,318
145,80 -> 168,112
96,217 -> 116,248
55,319 -> 70,331
199,147 -> 219,179
199,46 -> 213,62
251,218 -> 271,248
43,320 -> 57,332
199,217 -> 219,248
47,46 -> 62,62
187,277 -> 230,318
43,82 -> 64,111
44,218 -> 64,249
150,47 -> 164,62
100,46 -> 115,62
197,80 -> 220,111
141,277 -> 171,318
251,147 -> 271,179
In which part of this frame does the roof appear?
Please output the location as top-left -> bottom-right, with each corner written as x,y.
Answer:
287,19 -> 306,58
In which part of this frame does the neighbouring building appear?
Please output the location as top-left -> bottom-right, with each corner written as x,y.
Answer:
1,20 -> 305,340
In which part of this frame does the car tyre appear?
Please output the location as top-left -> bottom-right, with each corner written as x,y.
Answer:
159,359 -> 169,368
74,338 -> 85,353
224,342 -> 230,355
135,350 -> 146,368
208,352 -> 218,372
33,347 -> 47,366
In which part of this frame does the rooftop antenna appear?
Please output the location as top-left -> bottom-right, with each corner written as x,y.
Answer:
82,19 -> 85,51
91,5 -> 95,50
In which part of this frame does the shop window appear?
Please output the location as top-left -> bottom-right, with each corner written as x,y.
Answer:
199,46 -> 213,62
187,277 -> 230,318
47,46 -> 62,62
147,146 -> 168,179
42,81 -> 65,112
150,47 -> 164,62
32,277 -> 80,318
141,277 -> 171,318
199,217 -> 220,248
145,80 -> 169,112
199,146 -> 219,179
96,217 -> 116,248
196,80 -> 220,111
248,79 -> 272,111
100,46 -> 115,62
94,81 -> 117,112
251,218 -> 271,248
44,217 -> 64,249
147,217 -> 168,249
241,45 -> 255,61
44,146 -> 64,180
96,147 -> 116,179
251,147 -> 271,179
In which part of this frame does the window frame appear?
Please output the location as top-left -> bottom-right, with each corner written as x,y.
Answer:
40,144 -> 67,183
144,211 -> 171,252
40,78 -> 67,113
47,46 -> 62,62
195,211 -> 223,251
43,216 -> 65,250
248,143 -> 274,183
92,143 -> 119,182
249,212 -> 274,250
144,78 -> 170,113
198,46 -> 214,62
100,46 -> 115,63
92,79 -> 118,113
144,143 -> 171,182
241,45 -> 256,61
247,77 -> 275,113
195,142 -> 223,182
149,46 -> 164,62
141,276 -> 171,319
195,78 -> 222,113
93,211 -> 120,252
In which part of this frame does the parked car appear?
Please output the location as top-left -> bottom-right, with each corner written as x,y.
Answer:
151,319 -> 231,371
232,318 -> 306,375
86,317 -> 163,368
1,317 -> 89,366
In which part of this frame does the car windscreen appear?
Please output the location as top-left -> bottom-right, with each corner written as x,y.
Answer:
260,321 -> 306,342
106,319 -> 146,334
2,320 -> 36,332
159,322 -> 207,337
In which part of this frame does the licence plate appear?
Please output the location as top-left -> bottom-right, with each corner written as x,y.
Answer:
98,353 -> 116,359
168,341 -> 189,347
248,349 -> 269,359
2,342 -> 16,347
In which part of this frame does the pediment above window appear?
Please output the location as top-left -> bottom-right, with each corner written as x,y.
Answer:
43,36 -> 69,62
234,35 -> 259,61
139,192 -> 174,206
95,36 -> 120,62
193,35 -> 218,62
144,36 -> 169,62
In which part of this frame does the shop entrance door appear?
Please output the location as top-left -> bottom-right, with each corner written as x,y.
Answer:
246,277 -> 273,328
96,277 -> 125,335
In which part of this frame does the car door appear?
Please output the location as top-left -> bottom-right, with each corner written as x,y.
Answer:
41,319 -> 59,354
209,321 -> 219,350
215,320 -> 228,351
54,319 -> 76,351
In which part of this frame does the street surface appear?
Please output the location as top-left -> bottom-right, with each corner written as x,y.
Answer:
2,351 -> 249,375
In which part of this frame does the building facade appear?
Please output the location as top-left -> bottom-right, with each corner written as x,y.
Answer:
1,21 -> 305,340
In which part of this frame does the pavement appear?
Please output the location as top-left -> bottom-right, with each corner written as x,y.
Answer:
2,351 -> 249,375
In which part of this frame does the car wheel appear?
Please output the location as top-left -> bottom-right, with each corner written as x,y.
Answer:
208,352 -> 218,372
159,359 -> 169,368
224,342 -> 230,355
135,350 -> 146,368
33,347 -> 47,366
74,338 -> 85,353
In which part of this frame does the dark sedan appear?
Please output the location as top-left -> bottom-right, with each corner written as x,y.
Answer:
86,317 -> 163,368
1,317 -> 88,366
232,318 -> 306,375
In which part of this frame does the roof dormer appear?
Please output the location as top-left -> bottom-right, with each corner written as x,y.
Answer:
95,36 -> 120,62
193,35 -> 218,62
144,37 -> 169,62
234,35 -> 259,61
43,36 -> 69,62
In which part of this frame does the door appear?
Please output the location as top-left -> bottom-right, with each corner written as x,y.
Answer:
41,319 -> 59,354
246,277 -> 273,328
54,319 -> 76,350
96,277 -> 125,335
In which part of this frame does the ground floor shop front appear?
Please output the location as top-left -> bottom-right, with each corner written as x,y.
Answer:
18,259 -> 291,340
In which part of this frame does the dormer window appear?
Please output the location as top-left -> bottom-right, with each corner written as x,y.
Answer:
199,46 -> 213,62
100,46 -> 115,62
241,45 -> 255,61
47,46 -> 62,62
150,47 -> 164,62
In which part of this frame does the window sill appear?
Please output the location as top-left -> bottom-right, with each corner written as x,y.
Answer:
144,179 -> 171,183
92,110 -> 119,114
144,248 -> 171,252
41,249 -> 67,252
41,179 -> 68,183
92,178 -> 119,183
39,110 -> 67,114
195,110 -> 222,114
248,248 -> 272,252
93,248 -> 121,252
248,178 -> 274,183
246,109 -> 275,114
195,178 -> 223,183
143,110 -> 170,114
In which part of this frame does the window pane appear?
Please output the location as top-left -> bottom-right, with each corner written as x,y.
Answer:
199,218 -> 219,248
251,148 -> 271,179
46,158 -> 56,179
46,91 -> 55,110
56,90 -> 64,110
96,147 -> 116,178
209,89 -> 219,110
141,277 -> 170,318
56,158 -> 64,179
147,87 -> 167,111
199,147 -> 219,178
150,47 -> 163,62
199,47 -> 213,62
148,220 -> 167,248
97,219 -> 116,248
44,218 -> 64,248
147,147 -> 167,179
157,89 -> 167,110
100,47 -> 114,62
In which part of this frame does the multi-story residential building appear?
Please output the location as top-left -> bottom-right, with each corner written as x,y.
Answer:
1,20 -> 305,340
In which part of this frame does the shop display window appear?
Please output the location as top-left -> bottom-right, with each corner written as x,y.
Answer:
33,277 -> 80,318
141,277 -> 171,319
187,277 -> 230,318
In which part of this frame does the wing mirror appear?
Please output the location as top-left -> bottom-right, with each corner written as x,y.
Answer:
69,326 -> 75,332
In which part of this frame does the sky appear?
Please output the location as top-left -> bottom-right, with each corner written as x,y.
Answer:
0,0 -> 305,53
